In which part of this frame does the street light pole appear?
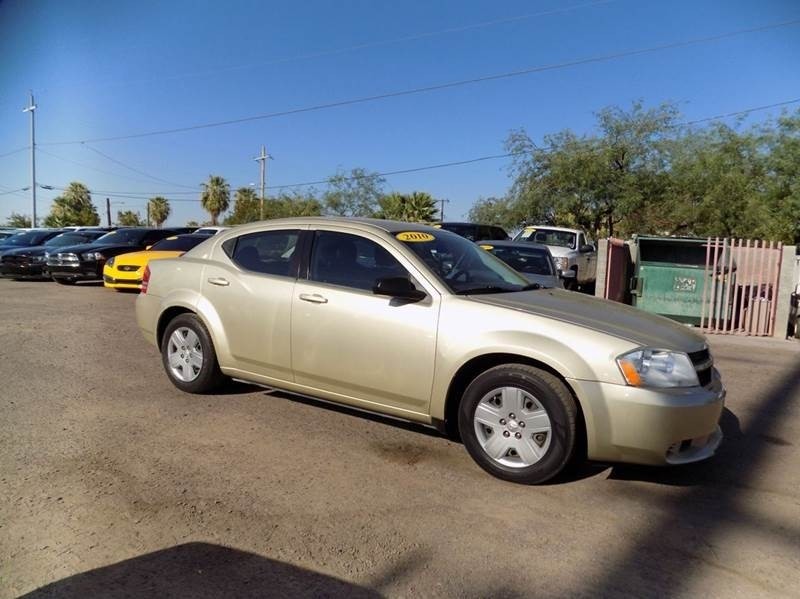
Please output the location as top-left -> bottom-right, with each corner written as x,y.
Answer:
22,92 -> 37,227
439,198 -> 450,222
254,145 -> 271,221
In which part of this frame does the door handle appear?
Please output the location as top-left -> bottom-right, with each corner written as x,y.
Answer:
207,277 -> 229,287
299,293 -> 328,304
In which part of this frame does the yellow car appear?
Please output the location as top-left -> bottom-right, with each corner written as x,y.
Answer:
103,234 -> 209,290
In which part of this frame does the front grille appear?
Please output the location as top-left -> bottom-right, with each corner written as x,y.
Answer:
118,264 -> 140,272
688,348 -> 710,366
47,253 -> 79,266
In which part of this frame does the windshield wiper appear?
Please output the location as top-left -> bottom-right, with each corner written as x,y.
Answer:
521,283 -> 542,290
455,285 -> 516,295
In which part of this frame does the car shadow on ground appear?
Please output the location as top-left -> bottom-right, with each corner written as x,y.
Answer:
20,542 -> 383,599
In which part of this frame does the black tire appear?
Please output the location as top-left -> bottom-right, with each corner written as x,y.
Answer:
458,364 -> 578,484
53,277 -> 76,285
161,313 -> 227,394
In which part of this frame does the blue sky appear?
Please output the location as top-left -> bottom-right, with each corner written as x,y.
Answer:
1,0 -> 798,226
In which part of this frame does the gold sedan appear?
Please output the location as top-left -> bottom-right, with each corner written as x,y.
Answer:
135,218 -> 725,484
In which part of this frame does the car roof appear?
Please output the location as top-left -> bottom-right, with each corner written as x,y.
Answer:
218,217 -> 440,237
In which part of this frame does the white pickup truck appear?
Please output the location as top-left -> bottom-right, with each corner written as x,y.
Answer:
513,225 -> 597,289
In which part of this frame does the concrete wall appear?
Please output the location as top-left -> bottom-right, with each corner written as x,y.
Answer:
773,246 -> 799,339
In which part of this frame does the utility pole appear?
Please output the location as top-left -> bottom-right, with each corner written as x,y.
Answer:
22,92 -> 36,227
146,202 -> 150,227
253,145 -> 271,220
106,198 -> 111,227
439,198 -> 450,222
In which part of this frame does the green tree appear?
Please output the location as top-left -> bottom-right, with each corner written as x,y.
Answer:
502,102 -> 678,238
225,187 -> 261,225
147,196 -> 171,228
186,220 -> 200,228
377,191 -> 437,222
323,168 -> 385,217
117,210 -> 145,226
6,212 -> 31,227
42,182 -> 100,227
200,175 -> 230,225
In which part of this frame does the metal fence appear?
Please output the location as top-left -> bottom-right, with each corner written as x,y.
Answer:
700,238 -> 784,336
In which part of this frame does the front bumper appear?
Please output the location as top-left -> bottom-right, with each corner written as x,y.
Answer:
103,274 -> 142,289
47,261 -> 103,281
0,261 -> 47,277
568,370 -> 725,466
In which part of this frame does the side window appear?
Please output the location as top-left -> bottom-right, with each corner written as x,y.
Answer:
143,231 -> 167,246
309,231 -> 409,291
230,229 -> 300,277
578,233 -> 586,248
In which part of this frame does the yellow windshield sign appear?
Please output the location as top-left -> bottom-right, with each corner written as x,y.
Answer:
479,244 -> 494,250
166,236 -> 178,240
396,231 -> 435,243
432,224 -> 442,229
524,226 -> 537,232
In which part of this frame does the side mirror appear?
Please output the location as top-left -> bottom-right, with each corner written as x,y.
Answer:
579,244 -> 595,253
561,269 -> 576,279
373,277 -> 426,301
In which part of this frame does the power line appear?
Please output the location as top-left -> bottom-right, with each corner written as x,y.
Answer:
31,95 -> 800,201
40,0 -> 617,94
39,18 -> 800,146
0,146 -> 29,159
37,147 -> 196,187
0,187 -> 30,196
82,144 -> 199,189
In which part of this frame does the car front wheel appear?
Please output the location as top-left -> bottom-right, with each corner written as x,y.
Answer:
458,364 -> 578,484
161,313 -> 226,393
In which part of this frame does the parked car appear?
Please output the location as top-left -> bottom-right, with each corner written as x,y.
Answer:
103,234 -> 211,290
0,229 -> 64,254
477,240 -> 562,289
514,226 -> 597,289
136,217 -> 724,485
434,222 -> 509,242
194,226 -> 229,236
0,227 -> 20,241
47,227 -> 181,285
1,230 -> 107,279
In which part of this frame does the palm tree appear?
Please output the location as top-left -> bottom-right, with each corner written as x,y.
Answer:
404,192 -> 437,222
148,196 -> 171,228
200,175 -> 230,225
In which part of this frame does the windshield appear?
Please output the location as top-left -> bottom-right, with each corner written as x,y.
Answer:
396,230 -> 531,294
150,236 -> 206,252
483,245 -> 554,276
45,233 -> 96,247
95,229 -> 148,245
2,231 -> 51,246
515,227 -> 576,249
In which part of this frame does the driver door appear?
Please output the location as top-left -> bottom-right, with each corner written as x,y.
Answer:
291,229 -> 439,415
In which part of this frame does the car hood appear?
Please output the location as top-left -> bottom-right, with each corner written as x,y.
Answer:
1,245 -> 47,257
545,246 -> 576,258
470,289 -> 707,352
113,250 -> 182,264
521,273 -> 562,289
52,241 -> 142,255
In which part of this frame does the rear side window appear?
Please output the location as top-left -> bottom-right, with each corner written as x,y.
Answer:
229,230 -> 300,277
309,230 -> 408,291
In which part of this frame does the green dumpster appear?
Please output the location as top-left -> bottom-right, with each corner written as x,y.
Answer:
631,236 -> 725,325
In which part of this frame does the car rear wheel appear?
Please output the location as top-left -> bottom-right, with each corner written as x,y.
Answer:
161,313 -> 226,394
458,364 -> 578,484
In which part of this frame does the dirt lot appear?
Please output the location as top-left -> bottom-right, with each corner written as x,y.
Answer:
1,278 -> 799,598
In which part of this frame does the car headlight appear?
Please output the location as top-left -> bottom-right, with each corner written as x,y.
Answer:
106,256 -> 115,267
554,256 -> 569,271
82,251 -> 104,261
616,348 -> 699,388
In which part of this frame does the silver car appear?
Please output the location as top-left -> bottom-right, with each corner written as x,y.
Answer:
136,217 -> 725,484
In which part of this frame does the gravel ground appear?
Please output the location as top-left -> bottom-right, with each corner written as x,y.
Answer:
1,278 -> 799,598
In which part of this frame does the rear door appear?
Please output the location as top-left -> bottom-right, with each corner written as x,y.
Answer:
201,228 -> 303,382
